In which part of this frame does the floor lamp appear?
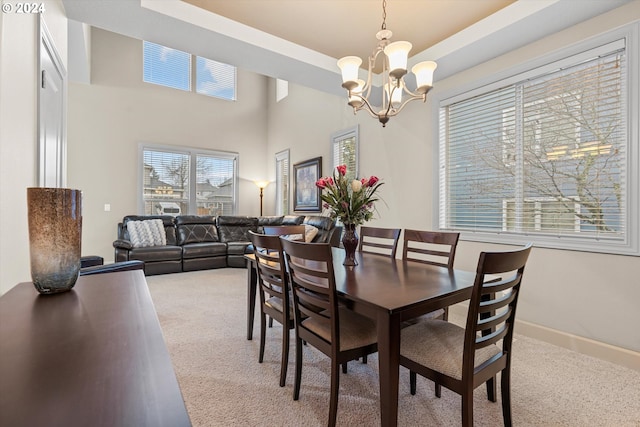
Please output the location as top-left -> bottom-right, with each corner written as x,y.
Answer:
254,181 -> 269,216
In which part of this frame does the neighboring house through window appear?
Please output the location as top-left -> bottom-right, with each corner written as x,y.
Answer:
140,145 -> 238,216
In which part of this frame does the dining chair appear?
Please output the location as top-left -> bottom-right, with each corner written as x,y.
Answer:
262,225 -> 307,242
248,231 -> 294,387
279,239 -> 378,427
400,243 -> 533,427
402,229 -> 461,321
358,226 -> 401,258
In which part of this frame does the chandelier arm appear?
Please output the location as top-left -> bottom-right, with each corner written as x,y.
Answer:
352,94 -> 384,119
385,94 -> 425,117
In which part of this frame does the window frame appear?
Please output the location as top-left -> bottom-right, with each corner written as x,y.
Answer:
138,143 -> 239,216
434,23 -> 639,256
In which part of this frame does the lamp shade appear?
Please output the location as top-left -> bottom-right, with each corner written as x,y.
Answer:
412,61 -> 438,94
337,56 -> 362,89
384,41 -> 411,79
385,82 -> 403,108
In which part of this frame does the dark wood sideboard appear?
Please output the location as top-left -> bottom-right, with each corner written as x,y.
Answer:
0,270 -> 191,427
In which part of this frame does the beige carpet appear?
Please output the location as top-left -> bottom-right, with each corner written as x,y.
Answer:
146,269 -> 640,426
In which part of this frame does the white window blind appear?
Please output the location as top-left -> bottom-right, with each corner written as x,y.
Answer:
143,41 -> 190,91
143,41 -> 236,101
196,56 -> 237,101
275,149 -> 290,215
331,126 -> 359,180
439,38 -> 635,255
141,145 -> 238,216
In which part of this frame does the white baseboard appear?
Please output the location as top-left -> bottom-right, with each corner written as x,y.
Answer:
449,304 -> 640,372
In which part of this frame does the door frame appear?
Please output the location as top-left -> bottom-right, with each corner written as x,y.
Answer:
38,17 -> 67,187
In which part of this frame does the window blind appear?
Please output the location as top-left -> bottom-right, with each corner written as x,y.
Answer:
275,150 -> 290,215
141,146 -> 238,216
196,56 -> 237,101
440,44 -> 628,248
143,41 -> 190,91
331,127 -> 359,181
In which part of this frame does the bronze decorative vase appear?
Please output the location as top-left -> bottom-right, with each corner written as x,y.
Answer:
342,223 -> 359,266
27,187 -> 83,294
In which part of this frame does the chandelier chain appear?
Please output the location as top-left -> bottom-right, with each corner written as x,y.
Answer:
381,0 -> 387,30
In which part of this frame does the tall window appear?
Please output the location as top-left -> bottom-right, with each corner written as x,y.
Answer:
331,126 -> 359,180
140,145 -> 238,216
439,30 -> 638,256
143,41 -> 236,101
275,150 -> 290,215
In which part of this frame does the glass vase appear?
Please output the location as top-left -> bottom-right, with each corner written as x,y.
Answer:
342,223 -> 359,266
27,187 -> 83,294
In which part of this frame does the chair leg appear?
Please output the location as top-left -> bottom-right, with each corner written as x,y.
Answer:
461,387 -> 474,427
269,316 -> 273,328
435,383 -> 442,398
329,358 -> 340,427
279,327 -> 290,387
362,355 -> 367,364
293,336 -> 303,401
501,369 -> 513,427
259,312 -> 266,363
342,362 -> 347,374
410,371 -> 417,395
486,375 -> 497,402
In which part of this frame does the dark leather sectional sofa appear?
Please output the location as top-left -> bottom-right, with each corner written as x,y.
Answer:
113,214 -> 337,275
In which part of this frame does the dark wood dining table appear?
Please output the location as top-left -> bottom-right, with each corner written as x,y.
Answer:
0,270 -> 191,427
246,248 -> 478,427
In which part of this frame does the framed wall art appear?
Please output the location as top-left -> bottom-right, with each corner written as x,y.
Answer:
293,157 -> 322,212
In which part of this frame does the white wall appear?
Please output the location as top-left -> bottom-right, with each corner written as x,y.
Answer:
0,1 -> 67,294
67,28 -> 270,262
266,4 -> 640,357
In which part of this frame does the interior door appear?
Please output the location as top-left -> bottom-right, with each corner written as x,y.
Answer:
38,20 -> 66,188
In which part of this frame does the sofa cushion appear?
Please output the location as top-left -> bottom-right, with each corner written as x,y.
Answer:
282,215 -> 305,225
226,241 -> 252,256
217,216 -> 258,242
129,245 -> 183,262
127,219 -> 167,248
176,215 -> 219,245
182,242 -> 227,259
303,216 -> 335,243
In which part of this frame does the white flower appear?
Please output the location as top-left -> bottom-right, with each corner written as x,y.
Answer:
351,179 -> 362,192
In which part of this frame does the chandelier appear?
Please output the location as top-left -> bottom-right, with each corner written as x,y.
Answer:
337,0 -> 437,127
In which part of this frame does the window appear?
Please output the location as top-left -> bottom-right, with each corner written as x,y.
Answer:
140,145 -> 238,216
143,41 -> 236,101
275,150 -> 290,215
438,28 -> 639,256
331,126 -> 359,180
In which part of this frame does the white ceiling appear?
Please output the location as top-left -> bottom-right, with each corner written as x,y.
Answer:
62,0 -> 633,96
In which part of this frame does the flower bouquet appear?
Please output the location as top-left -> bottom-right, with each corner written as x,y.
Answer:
316,165 -> 384,265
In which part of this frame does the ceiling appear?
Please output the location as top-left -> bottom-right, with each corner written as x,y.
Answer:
181,0 -> 516,64
62,0 -> 632,96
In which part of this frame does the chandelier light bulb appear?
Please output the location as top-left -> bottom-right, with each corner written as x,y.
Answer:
412,61 -> 438,94
384,82 -> 403,108
337,56 -> 362,90
384,41 -> 412,80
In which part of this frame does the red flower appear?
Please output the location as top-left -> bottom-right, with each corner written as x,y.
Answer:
315,178 -> 326,189
337,165 -> 347,176
327,177 -> 334,186
368,176 -> 379,186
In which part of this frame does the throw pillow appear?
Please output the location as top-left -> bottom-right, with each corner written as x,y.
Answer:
127,219 -> 167,248
304,224 -> 319,242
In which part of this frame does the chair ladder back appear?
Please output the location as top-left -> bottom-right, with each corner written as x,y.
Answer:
358,226 -> 401,258
280,240 -> 339,347
464,244 -> 532,373
250,232 -> 290,311
402,229 -> 460,268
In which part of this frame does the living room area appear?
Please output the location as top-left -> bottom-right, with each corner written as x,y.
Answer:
1,0 -> 639,425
